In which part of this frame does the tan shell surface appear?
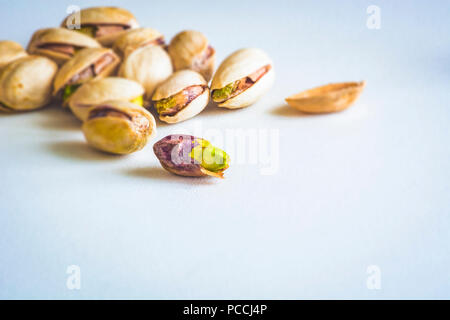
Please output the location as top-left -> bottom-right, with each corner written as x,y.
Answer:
113,28 -> 163,58
0,56 -> 58,111
285,81 -> 366,113
0,41 -> 28,68
119,45 -> 173,99
152,70 -> 207,101
53,48 -> 120,94
69,77 -> 145,121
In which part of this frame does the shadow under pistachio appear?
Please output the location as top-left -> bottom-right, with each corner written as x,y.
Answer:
123,167 -> 219,185
35,104 -> 81,131
198,100 -> 245,117
269,104 -> 316,118
46,140 -> 124,162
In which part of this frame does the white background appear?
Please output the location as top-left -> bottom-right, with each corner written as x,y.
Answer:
0,0 -> 449,299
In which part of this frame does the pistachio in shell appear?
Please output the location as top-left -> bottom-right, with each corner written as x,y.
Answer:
285,81 -> 366,114
27,28 -> 101,65
153,135 -> 230,179
211,48 -> 274,109
82,100 -> 156,154
0,56 -> 57,112
168,30 -> 215,82
61,6 -> 139,47
0,41 -> 28,69
69,77 -> 145,121
152,70 -> 209,124
119,45 -> 173,100
113,27 -> 165,58
53,48 -> 120,105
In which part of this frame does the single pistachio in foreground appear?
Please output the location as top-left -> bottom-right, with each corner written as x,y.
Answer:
152,70 -> 209,124
285,81 -> 366,114
82,100 -> 156,155
0,56 -> 58,112
0,41 -> 28,69
113,27 -> 165,58
69,77 -> 145,121
211,48 -> 274,109
61,7 -> 139,46
153,135 -> 230,179
168,30 -> 216,81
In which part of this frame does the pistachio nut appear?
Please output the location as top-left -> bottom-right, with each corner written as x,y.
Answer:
153,135 -> 230,179
168,30 -> 215,81
61,7 -> 139,47
69,77 -> 145,121
211,48 -> 274,109
0,56 -> 57,112
285,81 -> 366,114
53,48 -> 120,105
113,28 -> 165,58
0,41 -> 28,69
27,28 -> 101,65
82,100 -> 156,154
119,45 -> 173,100
152,70 -> 209,124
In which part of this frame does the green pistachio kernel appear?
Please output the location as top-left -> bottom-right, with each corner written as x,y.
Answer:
62,84 -> 82,101
190,139 -> 230,172
76,26 -> 97,38
130,95 -> 144,107
154,96 -> 177,114
212,81 -> 238,102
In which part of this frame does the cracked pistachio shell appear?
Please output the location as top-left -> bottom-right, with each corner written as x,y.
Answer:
153,135 -> 230,179
152,70 -> 209,124
168,30 -> 215,81
69,77 -> 145,121
119,45 -> 173,100
0,56 -> 57,112
285,81 -> 366,114
53,48 -> 120,95
61,7 -> 139,46
0,41 -> 28,69
211,48 -> 274,109
27,28 -> 101,65
82,100 -> 156,154
113,28 -> 164,58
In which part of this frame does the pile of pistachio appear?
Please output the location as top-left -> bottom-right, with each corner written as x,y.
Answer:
0,6 -> 365,179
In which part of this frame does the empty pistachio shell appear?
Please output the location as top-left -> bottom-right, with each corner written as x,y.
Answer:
153,135 -> 230,179
168,30 -> 215,82
113,28 -> 165,58
69,77 -> 145,121
53,48 -> 120,105
211,48 -> 274,109
82,100 -> 156,154
0,56 -> 57,112
27,28 -> 101,65
285,81 -> 366,114
119,45 -> 173,100
152,70 -> 209,124
61,7 -> 139,46
0,41 -> 28,69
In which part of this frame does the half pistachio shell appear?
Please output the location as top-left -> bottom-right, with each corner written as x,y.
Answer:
61,7 -> 139,47
119,45 -> 173,100
113,28 -> 164,58
82,100 -> 156,154
285,81 -> 366,114
27,28 -> 101,65
168,30 -> 215,82
69,77 -> 145,121
211,48 -> 274,109
153,135 -> 230,178
152,70 -> 209,124
53,48 -> 120,105
0,56 -> 57,112
0,41 -> 28,69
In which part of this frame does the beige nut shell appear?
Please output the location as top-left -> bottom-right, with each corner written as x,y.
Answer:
0,41 -> 28,69
69,77 -> 145,121
152,70 -> 209,124
113,28 -> 164,58
53,48 -> 120,95
211,48 -> 274,109
119,45 -> 173,100
285,81 -> 366,114
0,56 -> 57,111
27,28 -> 101,65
